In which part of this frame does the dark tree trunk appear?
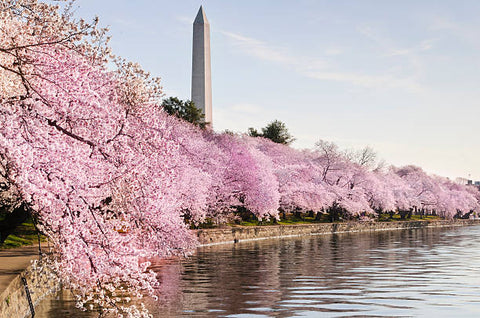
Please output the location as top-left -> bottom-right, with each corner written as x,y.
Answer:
407,209 -> 413,219
329,207 -> 340,222
294,209 -> 303,220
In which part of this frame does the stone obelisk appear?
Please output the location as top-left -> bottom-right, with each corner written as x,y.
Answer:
191,6 -> 212,127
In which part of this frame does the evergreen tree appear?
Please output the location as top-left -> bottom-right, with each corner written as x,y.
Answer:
161,97 -> 207,128
248,120 -> 295,145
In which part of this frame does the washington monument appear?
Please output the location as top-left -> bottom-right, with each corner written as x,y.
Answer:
191,6 -> 212,127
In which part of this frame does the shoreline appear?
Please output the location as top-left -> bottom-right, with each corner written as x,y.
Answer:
1,219 -> 479,318
196,219 -> 480,246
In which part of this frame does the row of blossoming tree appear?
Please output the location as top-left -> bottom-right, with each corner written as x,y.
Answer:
1,1 -> 479,317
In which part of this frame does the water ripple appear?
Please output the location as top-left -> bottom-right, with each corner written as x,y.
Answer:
36,225 -> 480,317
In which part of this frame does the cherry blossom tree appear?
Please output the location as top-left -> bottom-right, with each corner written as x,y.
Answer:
391,165 -> 479,218
1,43 -> 200,316
210,134 -> 279,220
251,138 -> 334,215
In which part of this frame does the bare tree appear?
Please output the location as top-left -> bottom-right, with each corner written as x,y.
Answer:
344,146 -> 378,170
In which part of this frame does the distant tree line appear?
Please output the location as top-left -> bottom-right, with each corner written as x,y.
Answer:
162,97 -> 294,145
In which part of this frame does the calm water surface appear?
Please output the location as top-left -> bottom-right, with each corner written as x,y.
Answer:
36,225 -> 480,317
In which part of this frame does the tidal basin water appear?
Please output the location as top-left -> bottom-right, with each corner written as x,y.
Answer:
36,225 -> 480,317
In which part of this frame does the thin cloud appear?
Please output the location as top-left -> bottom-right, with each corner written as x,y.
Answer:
221,30 -> 422,91
428,15 -> 480,48
358,25 -> 434,57
382,39 -> 435,57
303,71 -> 421,91
220,31 -> 301,66
356,24 -> 431,89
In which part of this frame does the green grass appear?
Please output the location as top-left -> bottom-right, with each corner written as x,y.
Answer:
0,219 -> 45,249
205,212 -> 444,228
228,215 -> 323,227
410,214 -> 441,220
2,234 -> 32,248
378,213 -> 441,222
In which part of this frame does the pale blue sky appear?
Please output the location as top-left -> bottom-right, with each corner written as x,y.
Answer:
73,0 -> 480,181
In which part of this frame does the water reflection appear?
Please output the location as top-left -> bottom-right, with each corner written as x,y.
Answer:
36,225 -> 480,317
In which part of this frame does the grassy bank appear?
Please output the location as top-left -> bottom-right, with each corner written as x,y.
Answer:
0,212 -> 445,247
0,218 -> 45,249
194,212 -> 443,228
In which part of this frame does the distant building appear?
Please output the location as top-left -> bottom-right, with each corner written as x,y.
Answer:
455,177 -> 469,185
455,178 -> 480,189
